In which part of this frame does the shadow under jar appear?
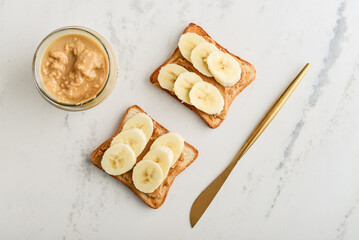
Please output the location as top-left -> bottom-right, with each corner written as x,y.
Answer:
33,26 -> 117,111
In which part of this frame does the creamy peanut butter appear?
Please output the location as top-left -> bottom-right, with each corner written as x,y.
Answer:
41,34 -> 109,104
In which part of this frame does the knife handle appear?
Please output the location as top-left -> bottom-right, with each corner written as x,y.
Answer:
231,63 -> 311,166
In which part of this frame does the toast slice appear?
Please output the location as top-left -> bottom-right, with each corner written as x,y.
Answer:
90,105 -> 198,209
150,23 -> 256,128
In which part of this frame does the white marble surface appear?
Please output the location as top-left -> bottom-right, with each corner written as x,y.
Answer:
1,0 -> 359,239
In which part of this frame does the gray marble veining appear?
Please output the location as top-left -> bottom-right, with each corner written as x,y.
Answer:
0,0 -> 358,239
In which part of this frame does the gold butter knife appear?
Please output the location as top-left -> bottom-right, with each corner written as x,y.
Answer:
190,63 -> 311,227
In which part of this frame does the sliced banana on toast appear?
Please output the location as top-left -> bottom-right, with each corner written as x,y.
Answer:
178,33 -> 206,62
132,159 -> 164,193
123,112 -> 154,140
173,72 -> 202,104
143,146 -> 173,179
191,42 -> 218,77
189,81 -> 224,115
111,128 -> 147,157
207,51 -> 242,87
101,143 -> 136,176
158,64 -> 188,92
97,108 -> 197,197
151,132 -> 184,166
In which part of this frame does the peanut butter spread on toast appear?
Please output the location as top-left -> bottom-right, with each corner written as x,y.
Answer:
94,121 -> 184,199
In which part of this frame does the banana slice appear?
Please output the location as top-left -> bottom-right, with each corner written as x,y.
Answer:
132,160 -> 163,193
207,51 -> 242,87
158,64 -> 188,92
189,81 -> 224,115
178,33 -> 206,62
143,146 -> 173,179
151,132 -> 184,166
111,129 -> 147,157
173,72 -> 203,104
123,113 -> 154,141
101,143 -> 136,176
191,42 -> 219,77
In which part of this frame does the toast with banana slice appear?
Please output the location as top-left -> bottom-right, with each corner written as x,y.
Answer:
150,23 -> 256,128
90,105 -> 198,209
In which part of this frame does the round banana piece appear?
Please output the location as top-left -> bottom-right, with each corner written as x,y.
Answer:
207,51 -> 242,87
189,81 -> 224,115
158,64 -> 188,92
111,128 -> 147,157
178,33 -> 206,62
101,143 -> 136,176
190,42 -> 219,77
173,72 -> 203,105
123,113 -> 154,141
143,146 -> 173,179
151,132 -> 184,166
132,160 -> 163,193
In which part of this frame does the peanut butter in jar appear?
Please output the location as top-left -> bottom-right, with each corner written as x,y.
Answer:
41,34 -> 109,104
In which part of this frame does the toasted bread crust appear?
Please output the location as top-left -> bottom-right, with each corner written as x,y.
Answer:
90,105 -> 198,209
150,23 -> 256,128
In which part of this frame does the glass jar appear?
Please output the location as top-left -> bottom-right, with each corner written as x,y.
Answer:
32,26 -> 117,111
